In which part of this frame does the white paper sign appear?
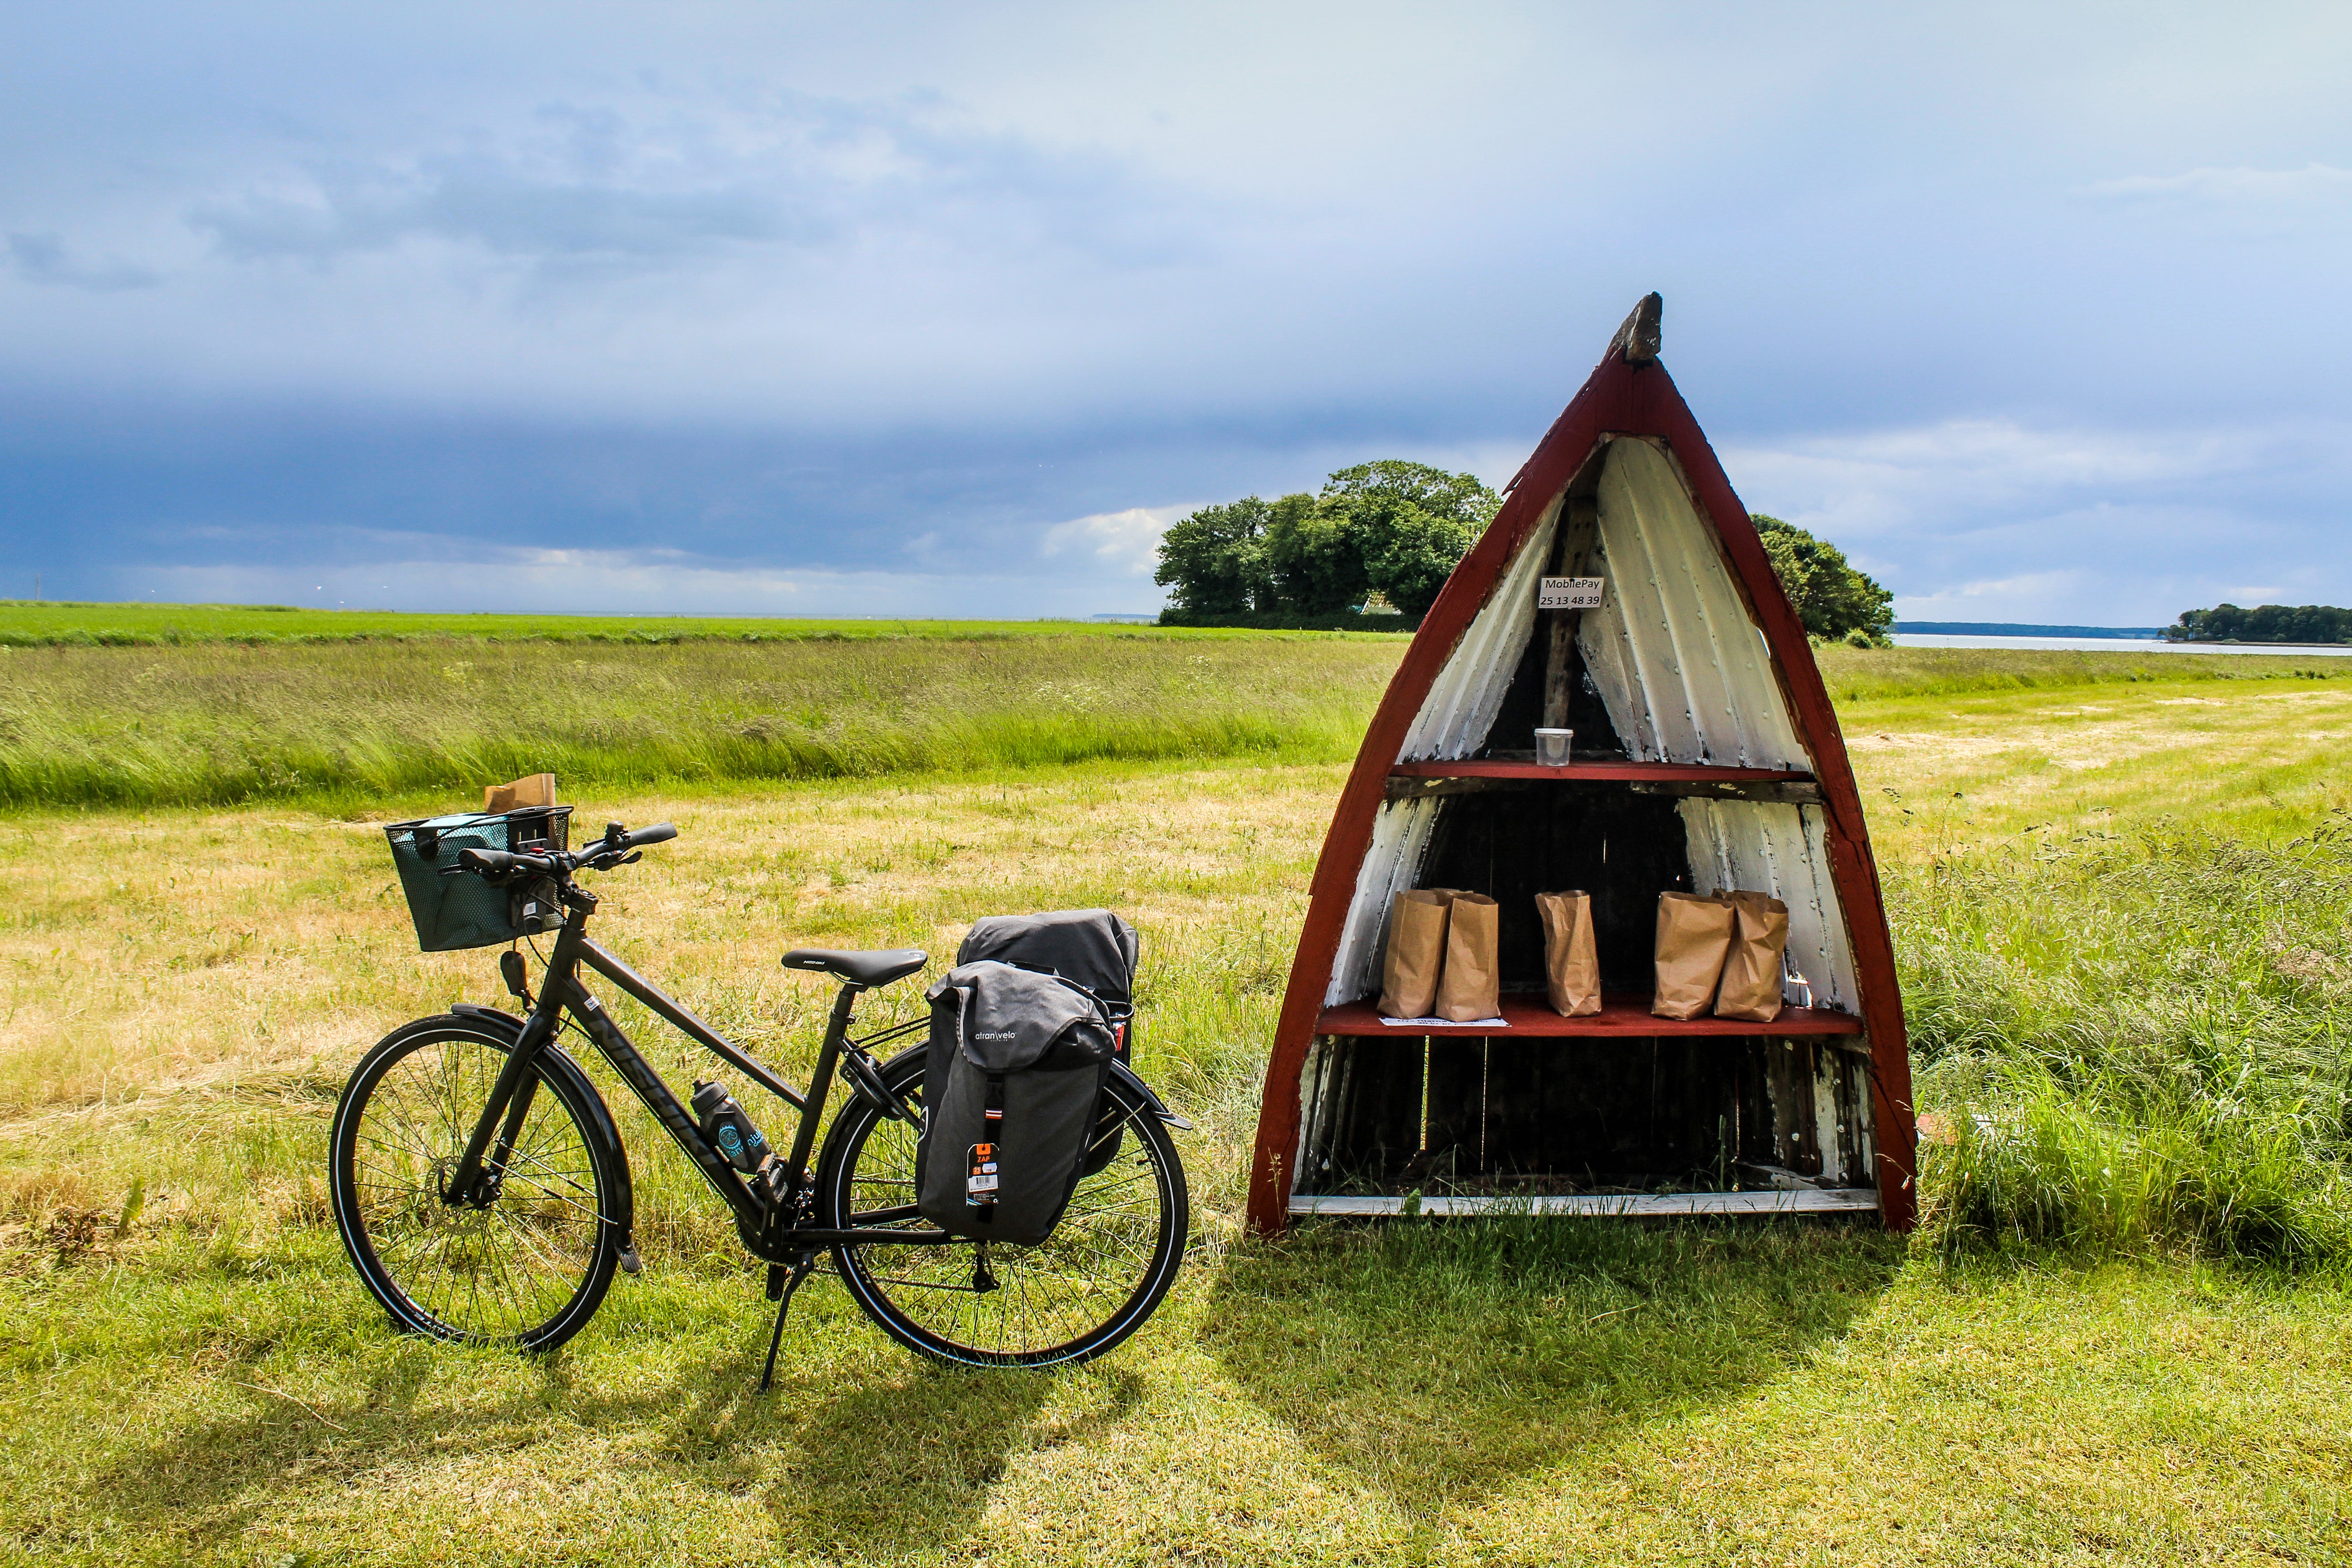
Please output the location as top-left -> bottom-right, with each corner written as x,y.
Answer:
1538,576 -> 1605,610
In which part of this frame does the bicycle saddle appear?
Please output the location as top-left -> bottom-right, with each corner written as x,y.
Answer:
780,948 -> 929,987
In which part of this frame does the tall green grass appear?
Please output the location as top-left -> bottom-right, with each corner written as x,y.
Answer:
1815,642 -> 2341,701
1899,810 -> 2352,1262
0,600 -> 1406,647
13,635 -> 2332,812
0,637 -> 1401,808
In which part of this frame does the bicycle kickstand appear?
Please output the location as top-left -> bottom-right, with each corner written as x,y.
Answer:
758,1250 -> 817,1392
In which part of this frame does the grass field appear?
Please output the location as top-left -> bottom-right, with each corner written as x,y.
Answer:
0,636 -> 1401,808
3,630 -> 2350,1565
1,627 -> 2335,811
0,601 -> 1398,647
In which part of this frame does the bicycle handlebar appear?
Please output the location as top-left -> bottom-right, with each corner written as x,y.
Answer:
451,822 -> 680,883
456,847 -> 556,878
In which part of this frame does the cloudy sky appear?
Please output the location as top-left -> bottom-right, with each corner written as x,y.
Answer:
4,2 -> 2347,623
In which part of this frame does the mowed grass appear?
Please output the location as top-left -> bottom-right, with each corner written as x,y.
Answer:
2,642 -> 2351,1563
1862,686 -> 2352,1267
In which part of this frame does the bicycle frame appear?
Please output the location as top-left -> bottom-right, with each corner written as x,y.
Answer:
444,884 -> 952,1264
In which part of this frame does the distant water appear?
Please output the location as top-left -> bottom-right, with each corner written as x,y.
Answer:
1891,633 -> 2352,657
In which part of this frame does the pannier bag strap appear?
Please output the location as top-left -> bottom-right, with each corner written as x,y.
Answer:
969,1072 -> 1008,1224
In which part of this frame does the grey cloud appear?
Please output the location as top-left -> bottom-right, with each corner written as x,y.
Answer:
2081,164 -> 2352,203
185,90 -> 1203,270
6,232 -> 160,291
195,170 -> 810,260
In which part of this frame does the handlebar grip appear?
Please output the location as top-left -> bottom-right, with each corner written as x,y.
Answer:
457,847 -> 554,877
627,823 -> 678,848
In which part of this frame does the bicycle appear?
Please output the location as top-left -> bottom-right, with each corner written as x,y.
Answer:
328,818 -> 1190,1379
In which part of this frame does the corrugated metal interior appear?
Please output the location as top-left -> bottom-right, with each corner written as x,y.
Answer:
1324,437 -> 1857,1009
1325,794 -> 1442,1007
1297,431 -> 1878,1198
1578,438 -> 1808,770
1400,491 -> 1564,761
1676,799 -> 1861,1013
1324,495 -> 1563,1007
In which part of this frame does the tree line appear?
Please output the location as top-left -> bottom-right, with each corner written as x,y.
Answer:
1153,461 -> 1503,624
2166,603 -> 2352,644
1154,464 -> 1892,642
1751,514 -> 1892,645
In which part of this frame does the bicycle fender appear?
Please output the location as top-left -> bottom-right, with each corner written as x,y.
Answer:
1110,1061 -> 1194,1132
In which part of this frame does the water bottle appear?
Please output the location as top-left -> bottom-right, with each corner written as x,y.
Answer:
690,1079 -> 769,1174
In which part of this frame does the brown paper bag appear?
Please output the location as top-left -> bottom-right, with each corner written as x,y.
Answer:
1652,891 -> 1736,1019
1535,890 -> 1602,1015
484,773 -> 556,813
1435,892 -> 1501,1022
1714,892 -> 1791,1022
1377,889 -> 1455,1018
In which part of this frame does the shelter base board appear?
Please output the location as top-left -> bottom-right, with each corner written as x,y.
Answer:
1290,1189 -> 1879,1218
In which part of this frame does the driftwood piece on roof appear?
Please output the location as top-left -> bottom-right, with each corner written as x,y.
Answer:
1615,291 -> 1662,363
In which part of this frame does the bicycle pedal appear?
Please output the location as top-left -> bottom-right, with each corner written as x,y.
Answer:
617,1242 -> 642,1276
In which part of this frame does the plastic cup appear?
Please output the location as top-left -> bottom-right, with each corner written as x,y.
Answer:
1535,727 -> 1573,766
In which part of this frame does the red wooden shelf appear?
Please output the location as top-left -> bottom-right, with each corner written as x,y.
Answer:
1389,760 -> 1813,782
1316,994 -> 1864,1038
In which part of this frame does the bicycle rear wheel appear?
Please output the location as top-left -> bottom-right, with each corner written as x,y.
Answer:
330,1015 -> 627,1351
816,1049 -> 1187,1367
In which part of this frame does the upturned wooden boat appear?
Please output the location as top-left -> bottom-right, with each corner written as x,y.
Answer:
1247,295 -> 1916,1234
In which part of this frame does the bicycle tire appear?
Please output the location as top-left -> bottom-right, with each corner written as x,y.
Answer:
330,1014 -> 629,1352
816,1048 -> 1187,1367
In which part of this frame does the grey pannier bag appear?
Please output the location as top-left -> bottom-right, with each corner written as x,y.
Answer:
956,908 -> 1139,1176
956,909 -> 1139,1018
917,960 -> 1119,1245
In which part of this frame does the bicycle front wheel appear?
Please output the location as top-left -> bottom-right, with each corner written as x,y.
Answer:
817,1049 -> 1188,1367
330,1014 -> 627,1352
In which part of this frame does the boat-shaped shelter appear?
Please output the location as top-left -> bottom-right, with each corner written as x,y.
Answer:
1247,295 -> 1917,1234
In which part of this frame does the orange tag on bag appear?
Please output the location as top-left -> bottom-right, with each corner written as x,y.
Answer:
966,1143 -> 999,1202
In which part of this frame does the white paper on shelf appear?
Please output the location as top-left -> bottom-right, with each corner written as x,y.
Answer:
1377,1014 -> 1508,1028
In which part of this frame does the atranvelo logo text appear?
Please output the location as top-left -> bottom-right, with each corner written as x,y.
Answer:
973,1029 -> 1019,1039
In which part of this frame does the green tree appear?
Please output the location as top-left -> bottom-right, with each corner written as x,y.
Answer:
1752,514 -> 1893,644
1318,460 -> 1499,527
1261,492 -> 1364,614
1154,460 -> 1499,621
2169,603 -> 2352,644
1152,497 -> 1274,614
1354,498 -> 1479,617
1317,461 -> 1499,617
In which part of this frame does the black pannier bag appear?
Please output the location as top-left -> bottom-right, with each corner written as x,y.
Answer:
955,909 -> 1139,1021
956,908 -> 1138,1175
916,960 -> 1119,1245
383,808 -> 572,952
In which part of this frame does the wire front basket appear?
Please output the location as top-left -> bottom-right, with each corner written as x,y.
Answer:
383,807 -> 572,952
